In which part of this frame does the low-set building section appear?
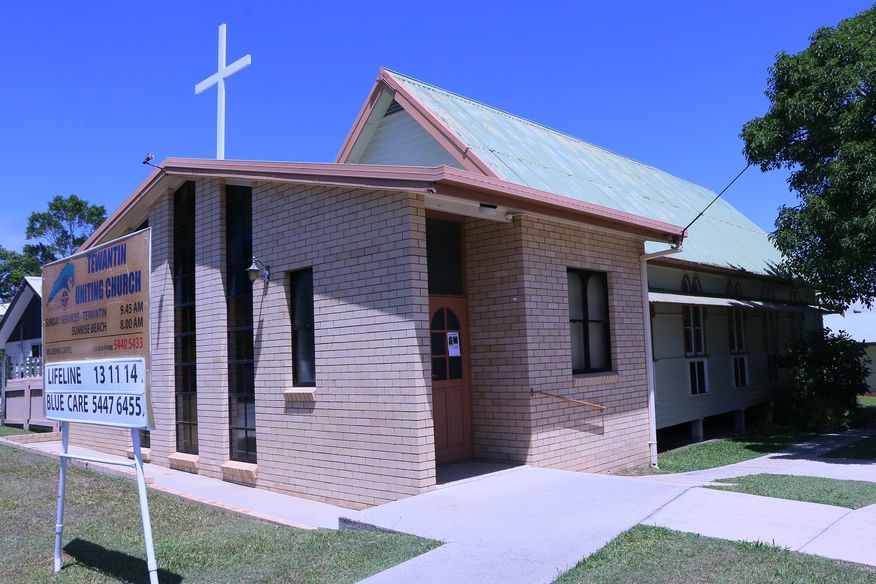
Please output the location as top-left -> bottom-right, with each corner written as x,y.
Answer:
58,69 -> 820,507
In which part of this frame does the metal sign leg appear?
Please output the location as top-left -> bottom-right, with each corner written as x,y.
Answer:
53,422 -> 69,572
132,429 -> 159,584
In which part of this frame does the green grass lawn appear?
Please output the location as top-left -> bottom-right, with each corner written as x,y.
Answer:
657,432 -> 814,474
554,525 -> 876,583
0,424 -> 30,437
0,443 -> 438,583
709,473 -> 876,509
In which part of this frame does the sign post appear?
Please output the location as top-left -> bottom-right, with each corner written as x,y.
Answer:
42,229 -> 157,584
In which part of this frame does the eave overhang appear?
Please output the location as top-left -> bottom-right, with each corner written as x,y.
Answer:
82,159 -> 686,250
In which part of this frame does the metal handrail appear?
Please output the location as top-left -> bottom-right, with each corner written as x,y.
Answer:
529,388 -> 607,412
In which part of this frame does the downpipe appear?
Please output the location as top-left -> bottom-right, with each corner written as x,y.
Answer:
641,243 -> 683,468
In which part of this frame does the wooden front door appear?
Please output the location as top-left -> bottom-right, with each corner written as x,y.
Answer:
429,296 -> 472,464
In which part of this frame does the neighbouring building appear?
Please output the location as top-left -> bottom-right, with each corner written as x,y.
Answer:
0,277 -> 54,430
63,69 -> 819,507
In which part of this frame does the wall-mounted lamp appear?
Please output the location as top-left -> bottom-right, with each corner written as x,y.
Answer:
246,256 -> 270,284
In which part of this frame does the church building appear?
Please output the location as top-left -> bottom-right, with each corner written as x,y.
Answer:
66,69 -> 819,508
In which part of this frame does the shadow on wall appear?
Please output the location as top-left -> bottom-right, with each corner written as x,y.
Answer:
63,538 -> 182,584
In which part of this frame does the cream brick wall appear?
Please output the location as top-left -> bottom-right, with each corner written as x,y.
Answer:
465,215 -> 650,472
192,178 -> 229,478
146,189 -> 176,465
249,183 -> 434,508
464,218 -> 532,460
70,177 -> 652,504
521,216 -> 650,472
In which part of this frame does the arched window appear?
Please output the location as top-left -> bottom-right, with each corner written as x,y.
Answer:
681,275 -> 691,292
691,276 -> 702,293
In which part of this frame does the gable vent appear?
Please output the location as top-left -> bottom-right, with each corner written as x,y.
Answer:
384,100 -> 403,117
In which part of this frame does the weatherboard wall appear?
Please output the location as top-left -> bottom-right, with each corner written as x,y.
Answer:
355,107 -> 463,168
649,265 -> 823,430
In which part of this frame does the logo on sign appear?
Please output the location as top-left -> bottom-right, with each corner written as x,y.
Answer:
47,262 -> 75,311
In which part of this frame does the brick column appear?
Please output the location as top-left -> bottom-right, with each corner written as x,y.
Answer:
194,178 -> 228,478
147,189 -> 176,466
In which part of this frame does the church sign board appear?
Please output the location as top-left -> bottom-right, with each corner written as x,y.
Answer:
42,229 -> 153,429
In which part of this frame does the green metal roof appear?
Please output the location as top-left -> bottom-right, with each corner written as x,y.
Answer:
387,70 -> 785,276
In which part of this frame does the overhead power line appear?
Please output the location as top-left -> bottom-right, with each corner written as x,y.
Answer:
683,163 -> 752,233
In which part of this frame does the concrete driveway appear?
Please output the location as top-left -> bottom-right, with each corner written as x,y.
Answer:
341,465 -> 686,584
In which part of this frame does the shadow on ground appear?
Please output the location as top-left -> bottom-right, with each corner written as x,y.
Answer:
63,539 -> 182,584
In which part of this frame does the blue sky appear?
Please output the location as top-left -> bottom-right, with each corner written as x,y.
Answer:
0,1 -> 871,250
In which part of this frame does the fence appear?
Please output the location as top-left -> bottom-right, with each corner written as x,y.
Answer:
2,356 -> 55,430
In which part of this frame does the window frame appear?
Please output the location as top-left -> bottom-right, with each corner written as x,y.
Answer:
290,268 -> 316,387
732,355 -> 749,388
683,306 -> 706,357
173,182 -> 198,455
568,269 -> 612,374
729,307 -> 746,353
688,358 -> 708,395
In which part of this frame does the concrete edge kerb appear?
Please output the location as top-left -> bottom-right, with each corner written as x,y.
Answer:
0,437 -> 150,484
1,438 -> 326,531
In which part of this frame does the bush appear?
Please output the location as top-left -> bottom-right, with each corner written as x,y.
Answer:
774,328 -> 871,431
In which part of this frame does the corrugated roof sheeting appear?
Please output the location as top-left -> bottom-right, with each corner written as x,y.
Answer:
388,71 -> 785,276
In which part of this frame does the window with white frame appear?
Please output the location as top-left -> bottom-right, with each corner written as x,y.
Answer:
764,309 -> 778,382
789,290 -> 805,339
568,269 -> 611,374
728,307 -> 748,387
684,305 -> 707,394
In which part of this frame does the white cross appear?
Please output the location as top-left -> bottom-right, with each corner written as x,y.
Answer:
195,23 -> 252,160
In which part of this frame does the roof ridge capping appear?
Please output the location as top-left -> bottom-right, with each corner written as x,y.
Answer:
382,68 -> 723,197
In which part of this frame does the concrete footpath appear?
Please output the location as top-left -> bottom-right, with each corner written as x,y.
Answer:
343,466 -> 685,584
642,487 -> 876,566
635,429 -> 876,568
0,436 -> 347,529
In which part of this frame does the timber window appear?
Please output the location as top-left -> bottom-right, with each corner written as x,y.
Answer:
226,186 -> 256,464
729,307 -> 748,387
568,270 -> 611,373
683,307 -> 705,356
689,360 -> 707,395
173,182 -> 197,454
290,269 -> 315,387
684,306 -> 707,395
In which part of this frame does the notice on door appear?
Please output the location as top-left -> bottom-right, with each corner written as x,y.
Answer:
42,229 -> 153,429
447,331 -> 461,357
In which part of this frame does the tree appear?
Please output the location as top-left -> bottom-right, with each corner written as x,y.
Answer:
774,328 -> 870,431
0,246 -> 40,301
25,194 -> 106,263
741,7 -> 876,309
0,195 -> 106,302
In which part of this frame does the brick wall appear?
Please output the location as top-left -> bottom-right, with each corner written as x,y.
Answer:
191,178 -> 229,478
464,218 -> 532,460
465,215 -> 650,472
249,182 -> 434,508
521,216 -> 650,472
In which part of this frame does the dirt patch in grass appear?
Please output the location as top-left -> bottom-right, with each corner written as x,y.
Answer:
554,525 -> 876,583
710,473 -> 876,509
0,444 -> 439,583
